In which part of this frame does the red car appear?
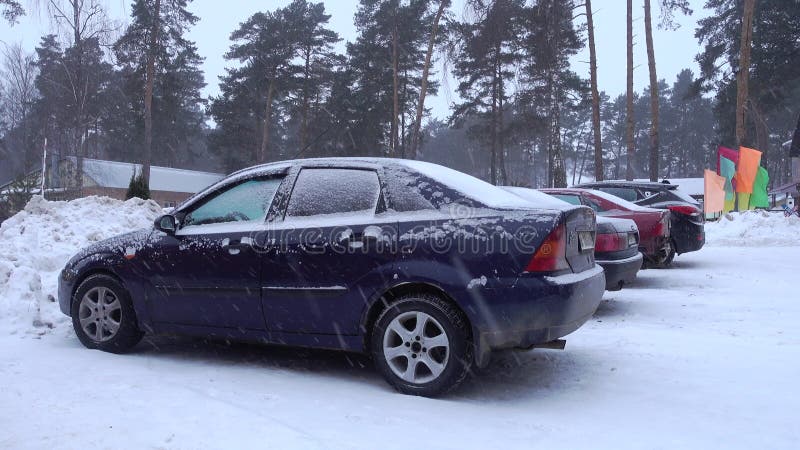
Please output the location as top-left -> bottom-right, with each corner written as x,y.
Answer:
540,188 -> 672,267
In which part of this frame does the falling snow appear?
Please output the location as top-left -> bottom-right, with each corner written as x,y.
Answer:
0,198 -> 799,448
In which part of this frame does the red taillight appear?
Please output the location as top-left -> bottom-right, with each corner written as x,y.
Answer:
668,205 -> 701,216
595,233 -> 624,252
525,224 -> 570,273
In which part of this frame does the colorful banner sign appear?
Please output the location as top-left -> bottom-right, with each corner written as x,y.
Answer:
735,146 -> 762,194
703,169 -> 726,214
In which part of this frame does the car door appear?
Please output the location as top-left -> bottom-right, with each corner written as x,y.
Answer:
145,175 -> 285,330
260,167 -> 397,335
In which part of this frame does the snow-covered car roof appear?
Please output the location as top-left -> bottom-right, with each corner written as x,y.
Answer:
227,158 -> 537,210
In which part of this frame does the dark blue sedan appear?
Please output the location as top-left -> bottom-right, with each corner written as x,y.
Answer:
59,158 -> 605,396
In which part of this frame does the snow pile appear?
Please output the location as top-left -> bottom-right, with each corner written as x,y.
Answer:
705,210 -> 800,247
0,196 -> 162,333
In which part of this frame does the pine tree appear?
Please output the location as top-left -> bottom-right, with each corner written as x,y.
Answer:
285,0 -> 342,152
113,0 -> 206,173
348,0 -> 435,158
625,0 -> 635,180
0,0 -> 23,24
451,0 -> 525,185
34,35 -> 115,187
585,0 -> 603,181
518,0 -> 586,188
697,0 -> 800,180
410,0 -> 450,159
209,1 -> 342,170
125,168 -> 151,200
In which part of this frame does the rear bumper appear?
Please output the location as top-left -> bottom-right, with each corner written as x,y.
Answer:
597,252 -> 643,290
640,235 -> 670,260
470,265 -> 605,364
672,221 -> 705,254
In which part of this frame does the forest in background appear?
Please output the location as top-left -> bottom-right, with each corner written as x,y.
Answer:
0,0 -> 798,192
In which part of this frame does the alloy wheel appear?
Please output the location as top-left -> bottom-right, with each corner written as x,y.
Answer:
78,286 -> 122,343
382,311 -> 450,384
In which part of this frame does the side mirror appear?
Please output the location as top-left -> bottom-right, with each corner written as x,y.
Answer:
154,214 -> 177,235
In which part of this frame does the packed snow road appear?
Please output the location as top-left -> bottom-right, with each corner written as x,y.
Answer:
1,245 -> 798,449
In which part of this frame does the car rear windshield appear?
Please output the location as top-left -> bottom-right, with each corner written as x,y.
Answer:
501,186 -> 571,209
399,160 -> 532,209
669,188 -> 700,205
588,189 -> 656,212
597,186 -> 639,202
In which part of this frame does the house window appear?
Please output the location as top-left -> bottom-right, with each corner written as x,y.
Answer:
164,201 -> 177,209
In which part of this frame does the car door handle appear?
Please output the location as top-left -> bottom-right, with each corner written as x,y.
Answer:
221,237 -> 252,255
337,232 -> 376,249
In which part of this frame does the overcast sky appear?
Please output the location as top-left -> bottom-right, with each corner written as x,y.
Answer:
1,0 -> 710,120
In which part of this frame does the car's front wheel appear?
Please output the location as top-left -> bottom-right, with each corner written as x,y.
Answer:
371,294 -> 472,397
71,274 -> 143,353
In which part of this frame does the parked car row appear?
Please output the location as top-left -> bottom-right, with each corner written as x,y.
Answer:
574,181 -> 706,263
58,159 -> 702,397
503,187 -> 643,291
541,187 -> 674,267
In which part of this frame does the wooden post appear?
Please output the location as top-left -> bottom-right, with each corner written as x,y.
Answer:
41,138 -> 47,200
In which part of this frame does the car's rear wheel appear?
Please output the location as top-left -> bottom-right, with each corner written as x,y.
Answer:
71,274 -> 143,353
649,240 -> 675,268
371,294 -> 472,397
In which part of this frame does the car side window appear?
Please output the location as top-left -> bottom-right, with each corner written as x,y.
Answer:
383,166 -> 437,212
583,197 -> 605,212
552,194 -> 581,205
286,168 -> 381,218
598,187 -> 638,202
183,178 -> 283,227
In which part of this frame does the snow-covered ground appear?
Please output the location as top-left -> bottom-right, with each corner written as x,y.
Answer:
1,198 -> 799,449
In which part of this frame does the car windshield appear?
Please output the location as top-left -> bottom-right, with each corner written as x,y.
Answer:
399,160 -> 533,209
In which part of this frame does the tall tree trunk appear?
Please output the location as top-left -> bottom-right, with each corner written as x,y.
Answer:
391,23 -> 400,157
490,55 -> 498,185
401,71 -> 408,156
143,0 -> 162,186
644,0 -> 660,182
551,86 -> 567,188
625,0 -> 635,181
498,74 -> 507,185
735,0 -> 756,147
410,0 -> 447,159
72,0 -> 84,193
299,46 -> 311,151
586,0 -> 604,181
260,80 -> 275,164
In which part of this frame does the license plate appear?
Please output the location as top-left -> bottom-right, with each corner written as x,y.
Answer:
628,233 -> 637,246
578,231 -> 594,251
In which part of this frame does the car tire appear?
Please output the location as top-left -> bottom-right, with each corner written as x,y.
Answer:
371,293 -> 473,397
649,240 -> 675,268
71,274 -> 143,353
664,240 -> 677,265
